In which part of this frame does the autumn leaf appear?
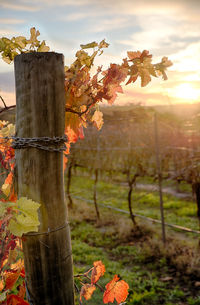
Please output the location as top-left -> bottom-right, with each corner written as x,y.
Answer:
107,84 -> 124,104
126,65 -> 139,85
1,183 -> 11,197
98,39 -> 109,49
140,68 -> 151,87
140,50 -> 152,62
80,284 -> 96,301
17,282 -> 26,299
80,41 -> 98,49
6,294 -> 29,305
91,110 -> 104,130
103,275 -> 129,304
4,270 -> 21,290
0,279 -> 4,292
7,248 -> 18,265
37,40 -> 50,52
127,51 -> 141,60
91,260 -> 106,284
27,27 -> 40,47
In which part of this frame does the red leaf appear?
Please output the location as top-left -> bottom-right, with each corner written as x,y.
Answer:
80,284 -> 96,301
140,50 -> 152,63
4,172 -> 13,185
17,282 -> 26,299
103,275 -> 129,304
91,260 -> 106,284
127,51 -> 141,60
4,270 -> 20,290
7,294 -> 29,305
20,267 -> 25,278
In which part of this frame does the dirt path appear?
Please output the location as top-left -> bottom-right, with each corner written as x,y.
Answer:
135,183 -> 192,199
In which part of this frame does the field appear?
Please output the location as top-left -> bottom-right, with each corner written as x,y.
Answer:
68,170 -> 199,232
69,197 -> 200,305
1,105 -> 200,304
66,104 -> 200,304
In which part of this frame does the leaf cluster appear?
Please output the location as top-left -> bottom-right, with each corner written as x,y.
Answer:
0,27 -> 49,64
77,260 -> 129,304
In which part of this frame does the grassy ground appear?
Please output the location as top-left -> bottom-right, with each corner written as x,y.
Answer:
68,171 -> 199,232
69,200 -> 200,305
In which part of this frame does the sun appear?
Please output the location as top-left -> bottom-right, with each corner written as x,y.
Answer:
174,83 -> 199,101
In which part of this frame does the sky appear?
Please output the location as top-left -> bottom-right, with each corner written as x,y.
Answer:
0,0 -> 200,107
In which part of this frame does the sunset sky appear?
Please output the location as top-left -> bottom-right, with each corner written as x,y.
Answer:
0,0 -> 200,107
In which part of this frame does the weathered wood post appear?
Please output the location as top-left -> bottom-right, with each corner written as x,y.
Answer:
14,52 -> 74,305
154,112 -> 166,244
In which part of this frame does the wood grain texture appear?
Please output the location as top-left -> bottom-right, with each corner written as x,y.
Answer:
14,52 -> 74,305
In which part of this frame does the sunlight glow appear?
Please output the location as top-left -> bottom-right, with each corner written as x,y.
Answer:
174,83 -> 199,101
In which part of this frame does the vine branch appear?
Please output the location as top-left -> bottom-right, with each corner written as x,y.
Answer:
0,95 -> 16,114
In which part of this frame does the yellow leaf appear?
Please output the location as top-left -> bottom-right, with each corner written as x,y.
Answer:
27,27 -> 40,47
2,56 -> 12,64
1,183 -> 11,197
80,41 -> 98,49
14,36 -> 27,49
140,68 -> 151,87
0,123 -> 15,137
91,110 -> 104,130
7,197 -> 40,237
37,40 -> 50,52
8,219 -> 39,237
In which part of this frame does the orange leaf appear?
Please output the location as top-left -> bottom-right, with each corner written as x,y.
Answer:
4,270 -> 21,290
17,282 -> 26,299
80,284 -> 96,301
7,294 -> 29,305
0,279 -> 4,291
127,51 -> 141,60
103,275 -> 129,304
91,260 -> 106,284
4,172 -> 13,185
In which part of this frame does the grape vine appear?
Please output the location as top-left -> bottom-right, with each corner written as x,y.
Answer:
0,27 -> 172,304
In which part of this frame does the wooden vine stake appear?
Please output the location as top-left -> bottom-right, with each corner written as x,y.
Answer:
154,113 -> 166,244
14,53 -> 74,305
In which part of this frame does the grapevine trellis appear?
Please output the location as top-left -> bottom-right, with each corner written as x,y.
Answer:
66,110 -> 200,240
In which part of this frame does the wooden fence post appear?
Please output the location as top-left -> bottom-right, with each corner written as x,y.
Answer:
14,52 -> 74,305
154,113 -> 166,244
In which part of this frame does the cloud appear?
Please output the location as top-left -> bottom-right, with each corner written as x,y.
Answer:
0,19 -> 26,25
0,1 -> 39,12
88,16 -> 132,33
170,42 -> 200,72
0,28 -> 20,36
61,12 -> 89,21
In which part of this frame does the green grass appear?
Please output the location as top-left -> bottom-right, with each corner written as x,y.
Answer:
68,173 -> 199,231
69,209 -> 200,305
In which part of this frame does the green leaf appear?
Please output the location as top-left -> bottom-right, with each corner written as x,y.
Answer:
0,202 -> 7,217
7,197 -> 40,237
14,36 -> 27,49
37,40 -> 50,52
0,291 -> 7,302
8,220 -> 39,237
80,42 -> 98,49
16,197 -> 40,215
